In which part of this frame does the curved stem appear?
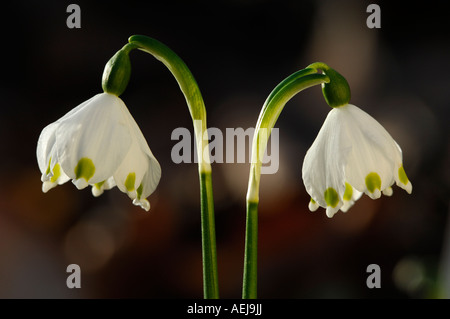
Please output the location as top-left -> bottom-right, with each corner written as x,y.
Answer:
243,69 -> 329,299
127,35 -> 219,299
128,35 -> 210,172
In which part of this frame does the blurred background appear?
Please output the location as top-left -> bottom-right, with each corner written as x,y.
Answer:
0,0 -> 448,298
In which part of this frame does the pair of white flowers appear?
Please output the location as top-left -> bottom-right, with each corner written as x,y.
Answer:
37,93 -> 411,218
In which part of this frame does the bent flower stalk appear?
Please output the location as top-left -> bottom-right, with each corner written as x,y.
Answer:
37,35 -> 219,299
37,92 -> 161,211
242,62 -> 413,298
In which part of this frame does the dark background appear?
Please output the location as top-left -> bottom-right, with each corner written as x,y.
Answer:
0,0 -> 448,298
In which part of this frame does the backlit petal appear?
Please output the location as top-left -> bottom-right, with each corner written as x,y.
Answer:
56,93 -> 132,184
302,103 -> 411,217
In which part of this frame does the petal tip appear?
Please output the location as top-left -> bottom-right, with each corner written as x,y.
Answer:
405,182 -> 412,194
308,199 -> 319,212
72,178 -> 89,190
367,189 -> 381,199
340,201 -> 353,213
133,198 -> 150,211
42,181 -> 56,193
396,180 -> 412,194
91,186 -> 104,197
326,206 -> 339,218
382,187 -> 393,197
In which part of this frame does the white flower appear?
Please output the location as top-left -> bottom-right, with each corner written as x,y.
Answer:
37,92 -> 161,211
302,103 -> 412,218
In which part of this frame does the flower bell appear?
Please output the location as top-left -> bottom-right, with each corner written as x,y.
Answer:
302,64 -> 412,218
37,46 -> 161,211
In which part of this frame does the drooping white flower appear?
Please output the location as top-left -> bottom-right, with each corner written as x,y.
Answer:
302,103 -> 412,218
37,92 -> 161,211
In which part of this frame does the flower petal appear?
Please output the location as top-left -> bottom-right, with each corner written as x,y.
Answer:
113,141 -> 149,199
302,107 -> 351,208
326,205 -> 341,218
133,197 -> 150,211
308,198 -> 319,212
382,186 -> 393,196
119,97 -> 162,204
340,104 -> 402,196
340,182 -> 362,212
37,122 -> 58,175
42,162 -> 71,192
91,177 -> 116,197
111,98 -> 162,206
37,122 -> 73,192
395,165 -> 413,194
136,154 -> 162,200
56,93 -> 132,184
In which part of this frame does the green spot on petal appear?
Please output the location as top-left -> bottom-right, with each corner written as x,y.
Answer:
365,172 -> 381,193
50,163 -> 62,183
324,188 -> 339,208
136,183 -> 144,200
74,157 -> 95,182
94,181 -> 105,189
343,182 -> 353,201
124,172 -> 136,192
45,158 -> 52,175
310,198 -> 316,204
398,165 -> 409,185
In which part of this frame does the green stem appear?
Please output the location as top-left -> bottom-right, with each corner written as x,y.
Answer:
127,35 -> 219,299
242,201 -> 258,299
243,67 -> 330,299
200,171 -> 219,298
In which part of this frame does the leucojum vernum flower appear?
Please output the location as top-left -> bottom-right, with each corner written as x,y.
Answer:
37,34 -> 411,300
300,63 -> 412,218
37,92 -> 161,211
37,44 -> 161,211
302,103 -> 412,218
243,62 -> 412,298
37,35 -> 219,299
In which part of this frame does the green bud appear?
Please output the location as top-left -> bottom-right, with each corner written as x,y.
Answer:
320,67 -> 351,108
307,62 -> 351,108
101,48 -> 132,96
